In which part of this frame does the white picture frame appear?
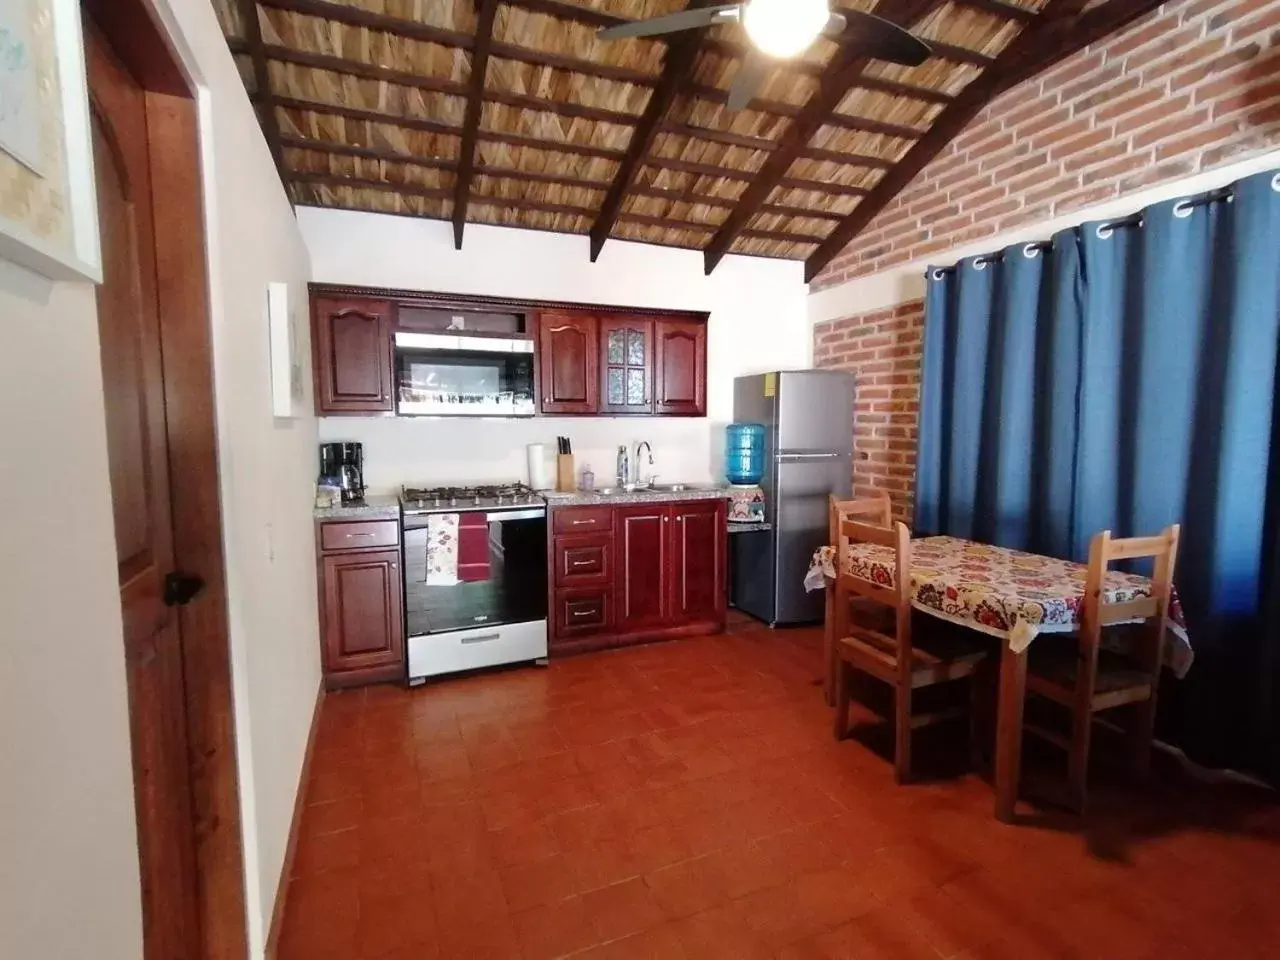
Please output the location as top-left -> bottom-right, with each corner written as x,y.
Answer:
0,0 -> 101,283
268,281 -> 304,418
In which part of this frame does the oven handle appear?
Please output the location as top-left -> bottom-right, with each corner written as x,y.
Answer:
485,509 -> 546,522
460,632 -> 503,645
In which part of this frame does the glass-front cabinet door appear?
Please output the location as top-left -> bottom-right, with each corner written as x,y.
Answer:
599,316 -> 654,415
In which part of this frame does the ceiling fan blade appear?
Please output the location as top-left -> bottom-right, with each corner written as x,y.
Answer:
822,11 -> 848,38
840,11 -> 932,67
727,49 -> 771,110
597,4 -> 741,41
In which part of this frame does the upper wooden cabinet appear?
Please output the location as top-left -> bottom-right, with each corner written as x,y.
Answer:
538,312 -> 599,415
599,317 -> 654,415
654,319 -> 707,416
312,297 -> 394,415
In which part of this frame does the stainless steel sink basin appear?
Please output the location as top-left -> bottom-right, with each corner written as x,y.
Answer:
648,482 -> 716,493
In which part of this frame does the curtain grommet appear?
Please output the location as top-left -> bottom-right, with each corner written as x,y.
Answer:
1096,223 -> 1114,240
1172,200 -> 1194,219
1022,243 -> 1041,259
974,258 -> 988,271
929,268 -> 946,281
1271,172 -> 1280,193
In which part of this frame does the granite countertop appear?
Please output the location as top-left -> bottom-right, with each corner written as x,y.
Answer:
544,486 -> 734,508
314,493 -> 402,521
727,521 -> 772,533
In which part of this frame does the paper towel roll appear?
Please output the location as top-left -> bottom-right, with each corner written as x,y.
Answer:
527,443 -> 553,490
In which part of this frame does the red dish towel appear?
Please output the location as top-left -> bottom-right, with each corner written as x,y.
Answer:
457,514 -> 491,582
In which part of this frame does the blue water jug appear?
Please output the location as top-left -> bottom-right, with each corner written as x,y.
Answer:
725,423 -> 766,485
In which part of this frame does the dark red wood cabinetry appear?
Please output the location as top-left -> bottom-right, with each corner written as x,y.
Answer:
599,316 -> 654,415
549,498 -> 726,655
312,297 -> 395,415
537,312 -> 599,414
654,319 -> 707,416
317,519 -> 404,688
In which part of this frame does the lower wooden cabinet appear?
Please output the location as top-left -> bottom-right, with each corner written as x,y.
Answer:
550,498 -> 726,654
317,520 -> 405,688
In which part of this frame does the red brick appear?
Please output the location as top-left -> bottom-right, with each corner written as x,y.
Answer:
1131,107 -> 1212,149
1156,119 -> 1246,161
1095,87 -> 1167,124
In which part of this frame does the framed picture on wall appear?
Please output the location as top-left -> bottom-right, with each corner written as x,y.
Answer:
268,281 -> 305,418
0,0 -> 101,282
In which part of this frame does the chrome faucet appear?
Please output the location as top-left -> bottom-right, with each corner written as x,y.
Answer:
633,441 -> 654,486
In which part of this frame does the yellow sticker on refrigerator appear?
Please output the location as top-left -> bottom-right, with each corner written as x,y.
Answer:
764,372 -> 776,398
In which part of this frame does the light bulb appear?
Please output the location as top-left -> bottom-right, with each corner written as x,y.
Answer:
742,0 -> 830,59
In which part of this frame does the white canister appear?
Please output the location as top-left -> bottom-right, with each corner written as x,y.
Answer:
526,443 -> 553,491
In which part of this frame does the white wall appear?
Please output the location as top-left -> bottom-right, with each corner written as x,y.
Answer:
0,1 -> 319,956
300,209 -> 811,489
0,267 -> 144,960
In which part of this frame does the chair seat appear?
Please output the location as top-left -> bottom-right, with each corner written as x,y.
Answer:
1027,644 -> 1153,710
838,617 -> 988,689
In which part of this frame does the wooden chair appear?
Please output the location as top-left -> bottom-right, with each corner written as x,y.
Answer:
1025,525 -> 1181,813
824,492 -> 894,704
831,518 -> 989,784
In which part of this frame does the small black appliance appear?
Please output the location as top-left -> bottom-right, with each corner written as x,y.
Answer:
319,442 -> 365,504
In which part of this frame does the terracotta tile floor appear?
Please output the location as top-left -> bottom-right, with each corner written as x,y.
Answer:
279,615 -> 1280,959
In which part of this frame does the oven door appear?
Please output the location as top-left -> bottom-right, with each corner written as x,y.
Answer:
395,332 -> 535,417
403,509 -> 547,637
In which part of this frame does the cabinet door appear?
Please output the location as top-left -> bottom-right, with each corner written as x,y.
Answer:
538,312 -> 599,414
668,500 -> 727,625
599,317 -> 654,415
615,505 -> 669,632
312,297 -> 394,414
654,319 -> 707,416
321,549 -> 405,676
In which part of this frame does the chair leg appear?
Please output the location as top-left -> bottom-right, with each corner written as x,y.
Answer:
1067,707 -> 1093,814
833,661 -> 851,741
894,684 -> 912,785
1129,694 -> 1157,782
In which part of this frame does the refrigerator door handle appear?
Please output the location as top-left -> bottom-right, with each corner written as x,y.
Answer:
776,452 -> 844,461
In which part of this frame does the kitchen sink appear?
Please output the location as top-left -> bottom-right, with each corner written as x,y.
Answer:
647,482 -> 717,493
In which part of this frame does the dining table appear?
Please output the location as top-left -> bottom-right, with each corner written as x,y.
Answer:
806,535 -> 1193,822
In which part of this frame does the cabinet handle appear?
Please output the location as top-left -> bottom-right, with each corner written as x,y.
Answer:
571,609 -> 596,618
570,560 -> 594,567
570,519 -> 593,526
347,532 -> 377,538
663,516 -> 669,523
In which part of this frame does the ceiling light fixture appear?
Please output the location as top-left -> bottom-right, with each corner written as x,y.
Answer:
741,0 -> 831,59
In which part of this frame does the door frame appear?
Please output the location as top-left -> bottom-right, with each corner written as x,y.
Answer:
83,2 -> 248,957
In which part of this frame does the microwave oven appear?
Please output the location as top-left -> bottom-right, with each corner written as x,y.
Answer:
394,331 -> 536,417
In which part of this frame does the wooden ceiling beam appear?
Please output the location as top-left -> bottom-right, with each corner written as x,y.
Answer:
803,0 -> 1166,282
701,0 -> 942,274
587,2 -> 711,262
926,40 -> 997,67
951,0 -> 1039,22
453,0 -> 500,248
823,114 -> 927,140
236,0 -> 284,177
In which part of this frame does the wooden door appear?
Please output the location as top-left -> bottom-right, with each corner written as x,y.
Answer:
89,33 -> 202,960
599,316 -> 654,414
321,550 -> 405,677
312,297 -> 394,414
538,312 -> 599,414
654,319 -> 707,416
669,500 -> 727,625
615,505 -> 669,632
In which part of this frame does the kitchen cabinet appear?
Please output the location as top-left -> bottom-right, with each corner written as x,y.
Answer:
654,319 -> 707,416
538,312 -> 599,414
599,317 -> 654,415
317,520 -> 404,688
312,297 -> 395,415
548,498 -> 726,655
669,499 -> 727,624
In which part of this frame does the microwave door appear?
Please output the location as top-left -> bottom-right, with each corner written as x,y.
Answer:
395,336 -> 535,417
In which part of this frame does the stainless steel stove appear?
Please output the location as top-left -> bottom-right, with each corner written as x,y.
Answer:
399,481 -> 547,685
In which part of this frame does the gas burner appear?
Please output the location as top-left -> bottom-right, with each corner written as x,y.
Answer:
400,482 -> 539,514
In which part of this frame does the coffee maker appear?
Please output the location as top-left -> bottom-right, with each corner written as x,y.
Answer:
319,442 -> 365,504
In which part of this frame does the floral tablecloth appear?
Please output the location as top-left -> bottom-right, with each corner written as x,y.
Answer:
805,536 -> 1193,677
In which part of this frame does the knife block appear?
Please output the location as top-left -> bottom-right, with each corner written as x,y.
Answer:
556,454 -> 576,493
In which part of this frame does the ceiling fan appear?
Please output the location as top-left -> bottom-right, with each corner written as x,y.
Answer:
597,0 -> 932,110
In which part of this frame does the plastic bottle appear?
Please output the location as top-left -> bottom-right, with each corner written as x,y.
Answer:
580,464 -> 595,491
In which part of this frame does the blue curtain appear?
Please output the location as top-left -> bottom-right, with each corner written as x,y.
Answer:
917,169 -> 1280,779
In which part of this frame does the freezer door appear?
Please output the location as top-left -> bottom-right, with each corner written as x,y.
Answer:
772,453 -> 852,624
776,371 -> 854,455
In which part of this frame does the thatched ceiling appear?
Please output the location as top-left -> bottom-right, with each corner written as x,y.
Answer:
214,0 -> 1165,279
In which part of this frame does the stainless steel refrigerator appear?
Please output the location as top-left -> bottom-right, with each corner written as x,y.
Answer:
730,370 -> 854,625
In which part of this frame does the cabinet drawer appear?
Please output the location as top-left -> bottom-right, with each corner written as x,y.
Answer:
554,535 -> 612,586
555,589 -> 613,637
320,519 -> 400,552
552,507 -> 613,536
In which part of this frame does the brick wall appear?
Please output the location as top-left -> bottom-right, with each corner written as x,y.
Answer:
811,0 -> 1280,290
813,300 -> 925,522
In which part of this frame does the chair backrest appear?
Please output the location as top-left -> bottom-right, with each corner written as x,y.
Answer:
839,516 -> 913,679
1079,524 -> 1181,683
828,492 -> 892,546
